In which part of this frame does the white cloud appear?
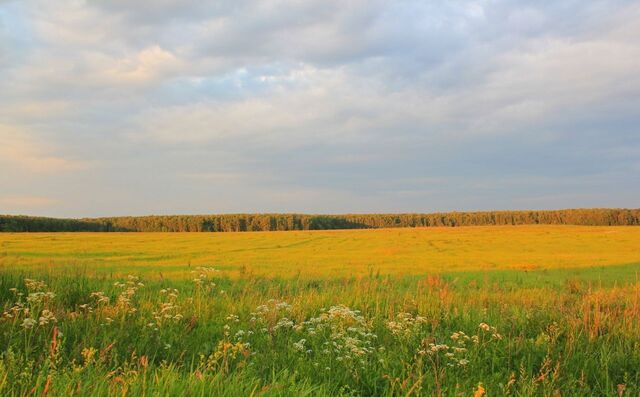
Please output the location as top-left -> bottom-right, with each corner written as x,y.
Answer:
104,45 -> 182,84
0,125 -> 86,173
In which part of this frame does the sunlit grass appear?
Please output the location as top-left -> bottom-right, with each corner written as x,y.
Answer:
2,225 -> 639,278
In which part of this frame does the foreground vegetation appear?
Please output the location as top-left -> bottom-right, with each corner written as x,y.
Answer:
1,268 -> 639,396
2,208 -> 640,232
1,226 -> 639,396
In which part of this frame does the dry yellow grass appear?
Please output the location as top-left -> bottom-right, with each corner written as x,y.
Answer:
1,225 -> 639,278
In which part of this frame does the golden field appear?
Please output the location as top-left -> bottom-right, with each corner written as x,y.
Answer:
1,225 -> 639,278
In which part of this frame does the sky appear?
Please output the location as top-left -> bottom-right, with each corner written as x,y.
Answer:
1,0 -> 639,217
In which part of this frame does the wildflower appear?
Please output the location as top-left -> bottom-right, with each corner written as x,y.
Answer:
386,312 -> 429,338
24,278 -> 48,292
453,347 -> 467,353
81,347 -> 97,365
27,292 -> 55,304
299,305 -> 377,372
478,322 -> 502,340
226,314 -> 240,323
474,383 -> 486,397
38,309 -> 57,326
429,343 -> 449,353
273,317 -> 294,330
90,291 -> 110,304
21,318 -> 37,329
293,339 -> 307,352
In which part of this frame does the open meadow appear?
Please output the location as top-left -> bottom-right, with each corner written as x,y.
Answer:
1,226 -> 640,396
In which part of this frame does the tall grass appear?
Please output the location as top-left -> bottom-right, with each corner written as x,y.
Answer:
1,268 -> 639,396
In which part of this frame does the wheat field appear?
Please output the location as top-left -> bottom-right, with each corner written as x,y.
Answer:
2,225 -> 640,278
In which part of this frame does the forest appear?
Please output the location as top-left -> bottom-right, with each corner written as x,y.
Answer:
1,208 -> 639,232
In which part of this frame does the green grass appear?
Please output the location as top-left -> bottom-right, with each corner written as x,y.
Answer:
442,262 -> 640,289
1,226 -> 640,396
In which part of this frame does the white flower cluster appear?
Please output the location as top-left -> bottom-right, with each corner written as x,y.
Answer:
113,275 -> 143,314
249,299 -> 293,333
38,309 -> 57,326
417,338 -> 470,367
451,330 -> 479,345
20,318 -> 37,329
292,338 -> 307,352
90,291 -> 110,305
478,322 -> 502,340
386,312 -> 429,338
416,323 -> 503,368
24,279 -> 48,292
300,305 -> 378,370
240,302 -> 378,372
81,276 -> 146,325
2,300 -> 27,320
147,288 -> 183,331
192,267 -> 219,290
23,279 -> 56,305
26,291 -> 56,305
1,279 -> 58,330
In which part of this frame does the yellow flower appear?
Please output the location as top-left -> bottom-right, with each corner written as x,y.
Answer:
81,347 -> 97,366
474,383 -> 486,397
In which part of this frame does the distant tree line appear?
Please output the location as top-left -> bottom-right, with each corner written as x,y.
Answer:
1,209 -> 639,232
0,215 -> 119,232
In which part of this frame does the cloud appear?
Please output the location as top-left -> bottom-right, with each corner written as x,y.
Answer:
103,45 -> 182,84
0,0 -> 639,216
0,125 -> 87,173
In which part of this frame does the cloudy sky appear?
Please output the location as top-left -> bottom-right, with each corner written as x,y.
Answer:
1,0 -> 639,217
